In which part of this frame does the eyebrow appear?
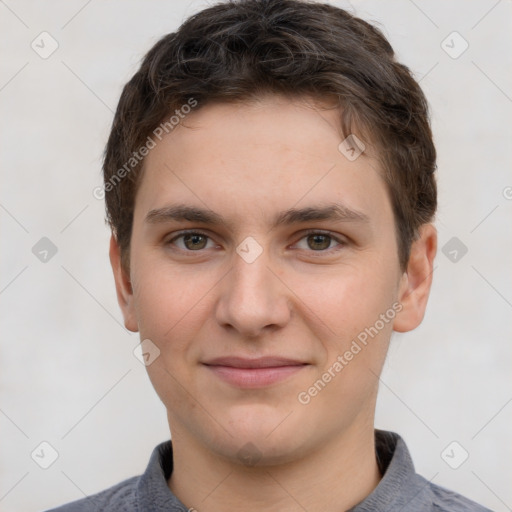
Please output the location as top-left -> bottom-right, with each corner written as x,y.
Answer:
144,203 -> 370,228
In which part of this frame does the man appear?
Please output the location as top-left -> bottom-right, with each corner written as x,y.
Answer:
47,0 -> 491,510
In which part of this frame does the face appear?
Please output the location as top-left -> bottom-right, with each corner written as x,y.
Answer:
111,95 -> 436,465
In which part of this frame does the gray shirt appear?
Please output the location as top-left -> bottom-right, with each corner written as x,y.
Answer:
45,429 -> 492,511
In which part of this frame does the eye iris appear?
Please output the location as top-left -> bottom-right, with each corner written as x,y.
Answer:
184,234 -> 207,250
179,234 -> 334,251
307,234 -> 331,250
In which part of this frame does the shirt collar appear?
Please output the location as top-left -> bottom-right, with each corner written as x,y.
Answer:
348,429 -> 435,511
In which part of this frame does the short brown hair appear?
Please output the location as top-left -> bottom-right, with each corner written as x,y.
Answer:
103,0 -> 436,273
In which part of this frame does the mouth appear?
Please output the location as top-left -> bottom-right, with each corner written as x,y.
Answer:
202,357 -> 309,388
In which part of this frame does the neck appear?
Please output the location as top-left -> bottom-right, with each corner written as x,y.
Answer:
167,422 -> 381,512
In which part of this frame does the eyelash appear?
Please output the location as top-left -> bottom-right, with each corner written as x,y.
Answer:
165,229 -> 347,256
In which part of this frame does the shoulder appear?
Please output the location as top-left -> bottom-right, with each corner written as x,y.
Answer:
427,479 -> 493,512
43,475 -> 139,512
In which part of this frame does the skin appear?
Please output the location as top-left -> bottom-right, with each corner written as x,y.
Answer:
110,95 -> 437,512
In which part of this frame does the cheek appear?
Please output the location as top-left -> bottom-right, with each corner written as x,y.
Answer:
131,260 -> 216,355
131,264 -> 213,414
285,261 -> 397,341
285,258 -> 398,410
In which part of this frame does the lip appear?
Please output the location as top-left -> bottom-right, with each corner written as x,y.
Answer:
203,357 -> 309,388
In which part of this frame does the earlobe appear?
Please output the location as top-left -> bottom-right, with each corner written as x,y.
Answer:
109,234 -> 139,333
393,224 -> 437,333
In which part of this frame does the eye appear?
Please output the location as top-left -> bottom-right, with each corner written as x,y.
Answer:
167,231 -> 216,251
294,231 -> 345,252
165,230 -> 346,255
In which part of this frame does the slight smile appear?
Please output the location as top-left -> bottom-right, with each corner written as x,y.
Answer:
203,357 -> 310,388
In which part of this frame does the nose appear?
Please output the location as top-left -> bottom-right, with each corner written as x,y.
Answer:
215,248 -> 291,338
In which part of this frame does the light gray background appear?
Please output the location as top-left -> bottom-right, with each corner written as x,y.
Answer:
1,1 -> 511,511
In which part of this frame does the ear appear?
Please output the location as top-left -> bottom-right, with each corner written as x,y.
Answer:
393,223 -> 437,333
109,234 -> 139,332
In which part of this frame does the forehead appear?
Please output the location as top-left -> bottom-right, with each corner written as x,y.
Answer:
134,96 -> 391,228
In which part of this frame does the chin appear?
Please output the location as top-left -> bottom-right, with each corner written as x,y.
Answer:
209,406 -> 314,467
210,435 -> 304,468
